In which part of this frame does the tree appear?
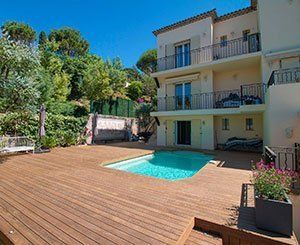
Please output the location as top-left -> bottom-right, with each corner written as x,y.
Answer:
105,57 -> 127,98
46,55 -> 71,101
81,58 -> 111,101
126,81 -> 143,101
136,49 -> 157,74
124,66 -> 142,81
48,27 -> 89,57
141,74 -> 157,99
1,21 -> 36,44
38,31 -> 48,49
0,76 -> 40,112
62,55 -> 92,100
0,38 -> 40,79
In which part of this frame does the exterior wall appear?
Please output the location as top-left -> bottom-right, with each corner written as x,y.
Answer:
156,17 -> 213,59
160,69 -> 213,99
158,115 -> 214,150
213,65 -> 261,91
258,0 -> 300,53
261,56 -> 300,84
214,114 -> 263,145
264,83 -> 300,147
213,11 -> 259,43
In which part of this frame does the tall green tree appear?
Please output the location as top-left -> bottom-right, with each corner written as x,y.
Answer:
38,31 -> 48,49
48,27 -> 89,57
81,58 -> 111,101
0,38 -> 40,79
126,81 -> 143,101
136,49 -> 157,74
1,21 -> 36,44
47,55 -> 71,101
0,39 -> 41,112
105,57 -> 127,98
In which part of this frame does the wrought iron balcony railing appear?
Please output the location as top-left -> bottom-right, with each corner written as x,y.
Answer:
157,83 -> 265,111
156,33 -> 261,72
267,67 -> 300,87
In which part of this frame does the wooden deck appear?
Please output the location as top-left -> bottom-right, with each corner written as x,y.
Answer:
0,143 -> 298,244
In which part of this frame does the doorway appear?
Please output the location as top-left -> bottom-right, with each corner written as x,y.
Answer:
176,121 -> 191,145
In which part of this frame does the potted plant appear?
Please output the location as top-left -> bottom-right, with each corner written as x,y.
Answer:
252,160 -> 298,236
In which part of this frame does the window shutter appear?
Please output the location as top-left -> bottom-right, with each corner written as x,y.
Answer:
165,43 -> 175,69
190,36 -> 201,64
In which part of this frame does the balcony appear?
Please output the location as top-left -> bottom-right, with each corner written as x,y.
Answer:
268,67 -> 300,87
156,33 -> 261,72
157,83 -> 265,112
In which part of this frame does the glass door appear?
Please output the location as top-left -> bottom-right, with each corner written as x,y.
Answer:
177,121 -> 191,145
175,83 -> 191,110
175,84 -> 183,110
184,83 -> 191,109
175,43 -> 191,68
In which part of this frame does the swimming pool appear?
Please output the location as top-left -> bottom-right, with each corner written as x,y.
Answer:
106,151 -> 214,181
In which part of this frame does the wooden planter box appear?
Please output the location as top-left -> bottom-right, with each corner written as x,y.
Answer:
255,192 -> 293,236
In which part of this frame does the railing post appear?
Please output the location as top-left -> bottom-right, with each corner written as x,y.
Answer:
240,85 -> 243,105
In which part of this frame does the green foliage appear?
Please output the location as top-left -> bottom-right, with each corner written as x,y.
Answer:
81,58 -> 111,101
0,76 -> 40,113
135,102 -> 153,128
40,136 -> 57,148
1,21 -> 36,44
48,27 -> 89,57
126,81 -> 143,101
136,49 -> 157,74
252,161 -> 296,201
0,112 -> 38,137
105,58 -> 127,97
46,101 -> 88,117
62,56 -> 88,100
140,74 -> 157,99
38,31 -> 48,49
0,38 -> 40,79
0,112 -> 87,147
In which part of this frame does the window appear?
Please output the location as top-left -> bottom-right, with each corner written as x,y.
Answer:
175,82 -> 191,110
220,35 -> 227,47
175,42 -> 191,68
246,118 -> 254,131
222,118 -> 230,131
243,29 -> 250,42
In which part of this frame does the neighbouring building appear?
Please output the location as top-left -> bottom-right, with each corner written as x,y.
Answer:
150,0 -> 300,151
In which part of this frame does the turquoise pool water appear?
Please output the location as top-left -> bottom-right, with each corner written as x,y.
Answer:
106,151 -> 214,180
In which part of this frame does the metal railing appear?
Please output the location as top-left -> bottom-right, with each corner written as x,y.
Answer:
267,67 -> 300,87
157,33 -> 261,72
158,83 -> 265,111
264,144 -> 300,189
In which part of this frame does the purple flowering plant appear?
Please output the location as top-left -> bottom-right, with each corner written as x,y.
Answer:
252,159 -> 298,201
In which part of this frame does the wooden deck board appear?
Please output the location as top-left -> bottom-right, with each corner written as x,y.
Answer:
0,143 -> 298,244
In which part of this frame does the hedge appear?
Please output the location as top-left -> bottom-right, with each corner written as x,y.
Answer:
0,112 -> 87,148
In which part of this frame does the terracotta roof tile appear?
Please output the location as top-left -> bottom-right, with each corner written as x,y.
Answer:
153,2 -> 257,36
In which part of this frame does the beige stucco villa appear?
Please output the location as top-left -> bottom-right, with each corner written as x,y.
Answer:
150,0 -> 300,151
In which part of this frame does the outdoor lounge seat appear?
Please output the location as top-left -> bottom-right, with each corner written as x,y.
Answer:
0,136 -> 35,154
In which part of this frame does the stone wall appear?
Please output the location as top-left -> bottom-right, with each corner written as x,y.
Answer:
85,114 -> 138,144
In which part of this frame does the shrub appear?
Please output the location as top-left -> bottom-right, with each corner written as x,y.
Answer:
40,136 -> 57,148
0,112 -> 87,148
252,160 -> 298,201
46,101 -> 89,117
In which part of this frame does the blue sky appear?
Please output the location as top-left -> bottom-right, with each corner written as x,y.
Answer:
0,0 -> 249,67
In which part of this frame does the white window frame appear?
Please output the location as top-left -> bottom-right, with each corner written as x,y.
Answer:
175,41 -> 191,67
175,81 -> 191,110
